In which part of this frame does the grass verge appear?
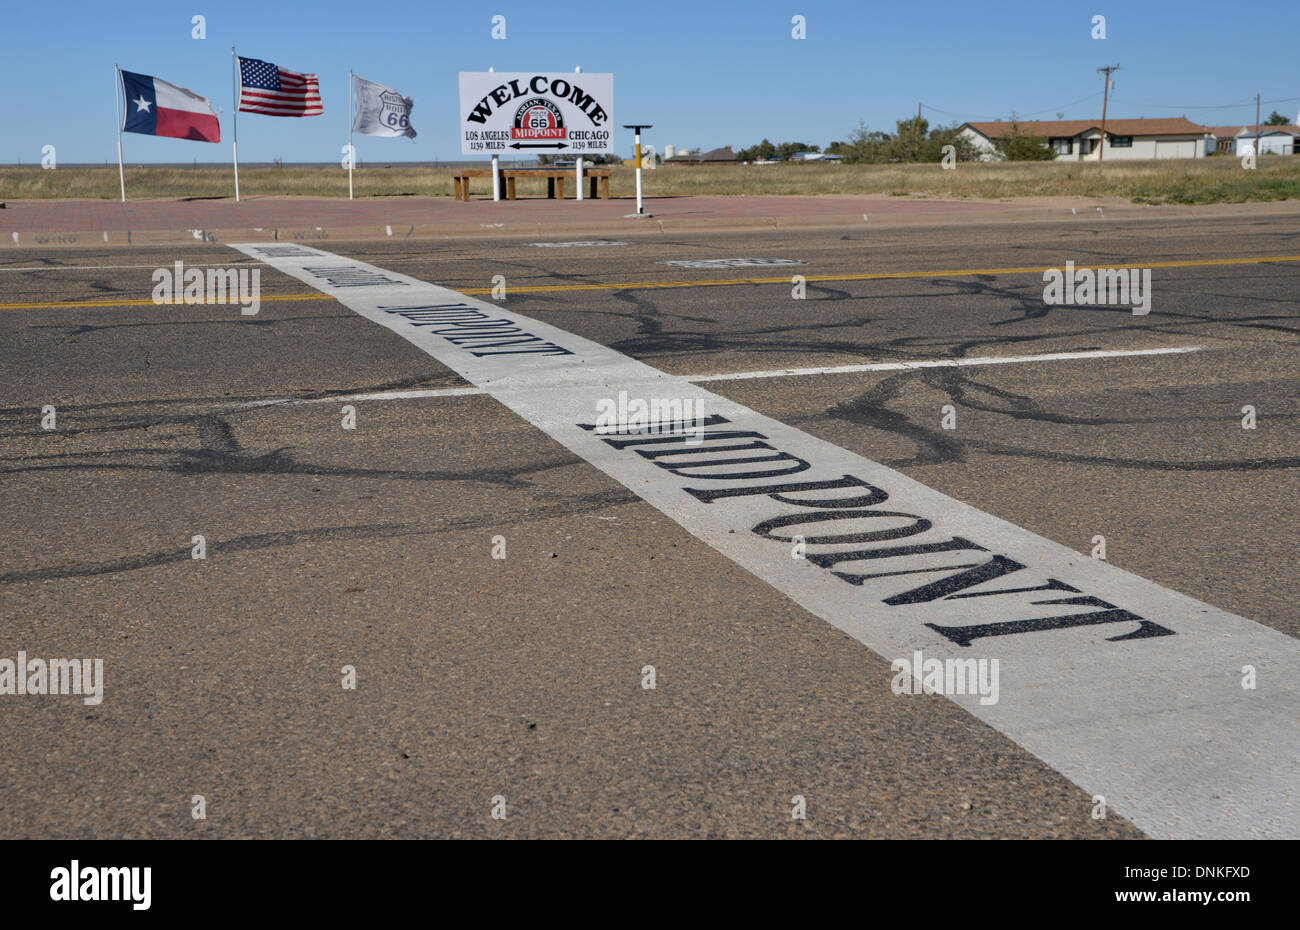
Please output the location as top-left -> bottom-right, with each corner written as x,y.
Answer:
2,156 -> 1297,204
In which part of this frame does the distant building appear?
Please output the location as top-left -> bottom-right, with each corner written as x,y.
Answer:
789,152 -> 841,162
663,146 -> 738,166
1205,125 -> 1300,157
958,118 -> 1211,161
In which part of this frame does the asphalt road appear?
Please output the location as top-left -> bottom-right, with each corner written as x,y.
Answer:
1,212 -> 1297,838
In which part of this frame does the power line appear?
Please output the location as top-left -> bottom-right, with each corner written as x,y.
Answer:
1021,91 -> 1103,117
919,102 -> 960,117
922,92 -> 1296,123
923,91 -> 1104,121
1127,99 -> 1254,109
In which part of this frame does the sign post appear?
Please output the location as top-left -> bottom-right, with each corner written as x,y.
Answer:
574,66 -> 583,201
488,67 -> 500,202
623,123 -> 652,215
347,69 -> 354,200
457,70 -> 614,202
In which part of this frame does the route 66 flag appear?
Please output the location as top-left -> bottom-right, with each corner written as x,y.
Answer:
351,74 -> 417,138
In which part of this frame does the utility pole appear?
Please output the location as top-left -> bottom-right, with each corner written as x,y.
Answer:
917,102 -> 923,159
1254,93 -> 1262,161
1097,64 -> 1120,162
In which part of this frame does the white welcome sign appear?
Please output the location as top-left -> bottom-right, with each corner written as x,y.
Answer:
457,72 -> 614,156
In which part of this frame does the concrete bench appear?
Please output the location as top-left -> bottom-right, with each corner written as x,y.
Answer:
453,168 -> 612,201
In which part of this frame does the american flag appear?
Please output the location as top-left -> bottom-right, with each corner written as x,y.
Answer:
237,56 -> 323,117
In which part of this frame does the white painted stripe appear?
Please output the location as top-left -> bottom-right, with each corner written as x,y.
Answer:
220,348 -> 1207,409
230,242 -> 1300,839
529,240 -> 628,248
663,258 -> 806,268
688,346 -> 1204,382
298,386 -> 484,403
0,262 -> 265,272
227,386 -> 484,409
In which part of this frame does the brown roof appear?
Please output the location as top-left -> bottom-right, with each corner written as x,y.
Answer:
1205,124 -> 1300,137
665,146 -> 737,163
963,118 -> 1208,139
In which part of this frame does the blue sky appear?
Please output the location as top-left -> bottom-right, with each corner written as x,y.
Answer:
4,0 -> 1298,164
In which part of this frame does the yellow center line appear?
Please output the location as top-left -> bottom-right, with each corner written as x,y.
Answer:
3,254 -> 1297,309
458,254 -> 1300,295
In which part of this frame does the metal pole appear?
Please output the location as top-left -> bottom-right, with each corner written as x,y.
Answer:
574,66 -> 583,201
489,67 -> 500,202
348,69 -> 354,200
232,46 -> 241,202
623,124 -> 652,215
634,130 -> 643,213
114,65 -> 126,202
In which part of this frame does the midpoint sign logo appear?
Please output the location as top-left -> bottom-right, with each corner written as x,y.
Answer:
513,97 -> 565,141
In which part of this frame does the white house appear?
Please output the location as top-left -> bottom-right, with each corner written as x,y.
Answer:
1206,125 -> 1300,157
958,118 -> 1212,161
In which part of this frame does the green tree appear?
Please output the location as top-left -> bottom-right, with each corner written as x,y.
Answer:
920,121 -> 981,163
738,138 -> 777,162
1265,111 -> 1290,126
830,117 -> 978,164
776,141 -> 819,159
891,115 -> 929,162
994,118 -> 1055,161
833,120 -> 893,164
737,139 -> 819,162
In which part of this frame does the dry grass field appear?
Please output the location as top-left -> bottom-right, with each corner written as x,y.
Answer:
3,155 -> 1298,204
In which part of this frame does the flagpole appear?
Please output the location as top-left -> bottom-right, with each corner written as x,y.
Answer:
348,69 -> 354,200
113,65 -> 126,202
231,45 -> 241,202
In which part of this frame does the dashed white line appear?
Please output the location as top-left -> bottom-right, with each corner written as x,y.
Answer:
686,346 -> 1204,382
225,347 -> 1206,408
0,262 -> 263,272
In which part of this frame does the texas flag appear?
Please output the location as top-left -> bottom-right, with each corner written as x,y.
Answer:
120,69 -> 220,143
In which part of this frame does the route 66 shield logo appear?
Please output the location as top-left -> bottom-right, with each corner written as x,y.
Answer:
378,89 -> 413,134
